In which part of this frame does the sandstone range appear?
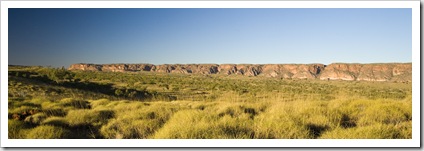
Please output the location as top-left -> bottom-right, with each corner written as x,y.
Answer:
68,63 -> 412,82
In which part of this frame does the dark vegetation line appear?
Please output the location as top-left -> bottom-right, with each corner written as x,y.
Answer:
8,68 -> 174,101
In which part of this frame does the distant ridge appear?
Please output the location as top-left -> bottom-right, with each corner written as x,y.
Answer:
68,63 -> 412,82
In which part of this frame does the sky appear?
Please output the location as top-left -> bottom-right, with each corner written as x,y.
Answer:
8,8 -> 412,68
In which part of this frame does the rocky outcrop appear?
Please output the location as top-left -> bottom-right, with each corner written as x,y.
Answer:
260,64 -> 324,79
69,64 -> 102,71
319,63 -> 362,81
318,63 -> 411,82
68,63 -> 412,82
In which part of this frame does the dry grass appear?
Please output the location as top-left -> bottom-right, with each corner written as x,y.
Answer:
26,125 -> 72,139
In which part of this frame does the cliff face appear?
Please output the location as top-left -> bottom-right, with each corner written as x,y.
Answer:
68,63 -> 412,82
318,63 -> 412,82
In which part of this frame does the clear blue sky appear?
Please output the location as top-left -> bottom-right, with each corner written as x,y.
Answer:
8,8 -> 412,68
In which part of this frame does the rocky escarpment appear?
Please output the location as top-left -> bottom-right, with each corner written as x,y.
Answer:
318,63 -> 412,82
68,63 -> 412,82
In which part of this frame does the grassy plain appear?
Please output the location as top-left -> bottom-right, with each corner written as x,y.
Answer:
8,66 -> 412,139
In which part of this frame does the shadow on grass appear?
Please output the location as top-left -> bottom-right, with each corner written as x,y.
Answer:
9,70 -> 175,101
306,124 -> 329,138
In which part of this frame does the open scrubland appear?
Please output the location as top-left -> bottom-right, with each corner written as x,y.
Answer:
8,65 -> 412,139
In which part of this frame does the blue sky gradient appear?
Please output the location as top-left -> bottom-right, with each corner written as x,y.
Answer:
9,8 -> 412,68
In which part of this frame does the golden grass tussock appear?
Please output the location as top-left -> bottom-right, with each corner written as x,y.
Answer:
42,116 -> 69,127
357,102 -> 409,126
26,125 -> 72,139
253,102 -> 311,139
100,101 -> 178,139
155,103 -> 259,139
89,99 -> 111,109
320,123 -> 405,139
100,119 -> 159,139
8,120 -> 32,139
66,109 -> 114,127
28,97 -> 48,105
153,110 -> 219,139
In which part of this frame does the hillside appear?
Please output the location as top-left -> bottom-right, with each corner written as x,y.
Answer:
69,63 -> 412,82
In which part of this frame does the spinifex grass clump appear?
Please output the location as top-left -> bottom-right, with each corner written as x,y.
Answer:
153,110 -> 220,139
320,123 -> 405,139
154,102 -> 264,139
41,116 -> 69,127
99,101 -> 178,139
8,119 -> 33,139
66,109 -> 114,127
26,125 -> 72,139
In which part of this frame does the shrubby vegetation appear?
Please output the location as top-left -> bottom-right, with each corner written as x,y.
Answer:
8,66 -> 412,139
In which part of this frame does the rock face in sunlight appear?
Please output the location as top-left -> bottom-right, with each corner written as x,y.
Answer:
319,63 -> 412,82
68,63 -> 412,82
